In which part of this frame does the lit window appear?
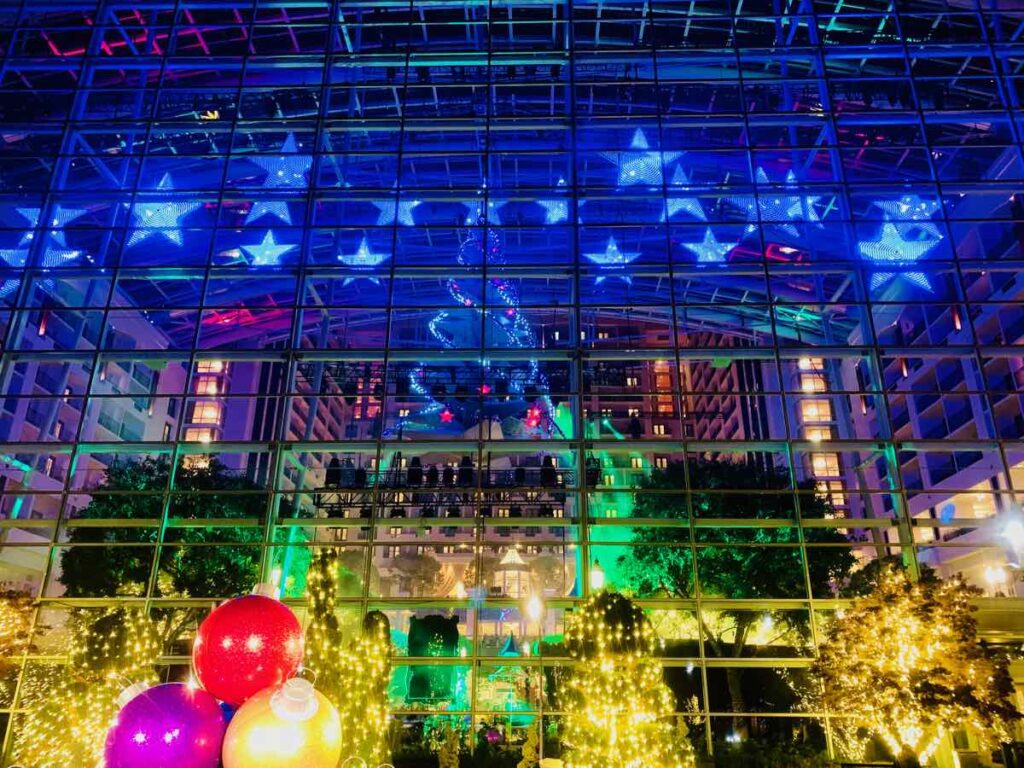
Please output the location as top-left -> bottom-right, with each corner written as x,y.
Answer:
801,399 -> 831,422
191,401 -> 222,425
653,424 -> 666,435
196,360 -> 226,374
195,376 -> 219,395
630,457 -> 643,469
184,428 -> 214,443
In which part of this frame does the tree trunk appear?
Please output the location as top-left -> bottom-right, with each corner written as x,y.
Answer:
894,753 -> 922,768
726,614 -> 755,738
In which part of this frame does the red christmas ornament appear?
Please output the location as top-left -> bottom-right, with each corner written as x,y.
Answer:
192,594 -> 303,707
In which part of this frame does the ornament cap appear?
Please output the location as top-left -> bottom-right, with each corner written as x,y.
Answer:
270,678 -> 319,722
116,680 -> 149,709
250,582 -> 279,598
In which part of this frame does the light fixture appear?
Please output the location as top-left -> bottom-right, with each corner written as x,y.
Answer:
589,560 -> 606,591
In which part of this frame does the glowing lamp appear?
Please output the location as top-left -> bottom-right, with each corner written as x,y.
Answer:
104,682 -> 226,768
193,592 -> 304,706
221,679 -> 342,768
589,560 -> 606,591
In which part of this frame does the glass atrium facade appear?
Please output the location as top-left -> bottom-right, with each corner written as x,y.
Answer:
1,0 -> 1024,762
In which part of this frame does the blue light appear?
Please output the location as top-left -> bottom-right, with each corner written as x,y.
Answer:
248,133 -> 312,190
16,204 -> 90,266
462,197 -> 505,225
663,167 -> 707,223
537,178 -> 570,224
680,227 -> 737,264
584,236 -> 640,282
858,220 -> 940,291
338,237 -> 389,284
601,128 -> 681,187
373,196 -> 421,227
245,200 -> 293,226
241,230 -> 295,267
127,173 -> 201,248
242,134 -> 311,226
739,168 -> 822,237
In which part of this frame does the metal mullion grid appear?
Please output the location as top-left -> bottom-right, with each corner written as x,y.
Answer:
259,0 -> 339,598
886,2 -> 1011,574
142,0 -> 258,619
713,2 -> 798,749
649,5 -> 714,755
789,0 -> 880,758
1,0 -> 174,755
969,0 -> 1024,514
362,0 -> 414,666
465,0 -> 496,735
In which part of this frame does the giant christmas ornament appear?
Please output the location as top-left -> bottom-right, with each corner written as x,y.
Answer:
192,593 -> 304,706
104,682 -> 226,768
221,678 -> 342,768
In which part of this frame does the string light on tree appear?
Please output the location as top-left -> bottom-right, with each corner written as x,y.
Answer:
13,609 -> 161,768
304,551 -> 394,764
559,592 -> 695,768
813,566 -> 1019,767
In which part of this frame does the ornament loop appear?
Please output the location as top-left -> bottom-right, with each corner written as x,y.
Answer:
270,677 -> 320,722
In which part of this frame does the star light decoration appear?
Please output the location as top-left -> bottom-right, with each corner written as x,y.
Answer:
537,177 -> 582,224
244,133 -> 313,226
679,227 -> 736,264
858,220 -> 939,292
737,168 -> 823,238
372,196 -> 421,226
337,237 -> 389,284
241,230 -> 295,267
857,194 -> 944,291
601,128 -> 681,187
663,166 -> 707,223
583,236 -> 640,283
7,205 -> 90,268
127,173 -> 201,248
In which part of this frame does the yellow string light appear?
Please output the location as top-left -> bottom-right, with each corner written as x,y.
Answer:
815,567 -> 1019,765
12,608 -> 160,768
559,592 -> 695,768
304,549 -> 392,764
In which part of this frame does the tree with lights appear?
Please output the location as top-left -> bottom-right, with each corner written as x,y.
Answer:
618,459 -> 855,734
813,565 -> 1019,768
558,591 -> 695,768
13,608 -> 161,768
304,549 -> 393,765
396,220 -> 562,439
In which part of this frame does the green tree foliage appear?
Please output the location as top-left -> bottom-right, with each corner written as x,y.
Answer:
617,459 -> 857,727
59,457 -> 262,601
